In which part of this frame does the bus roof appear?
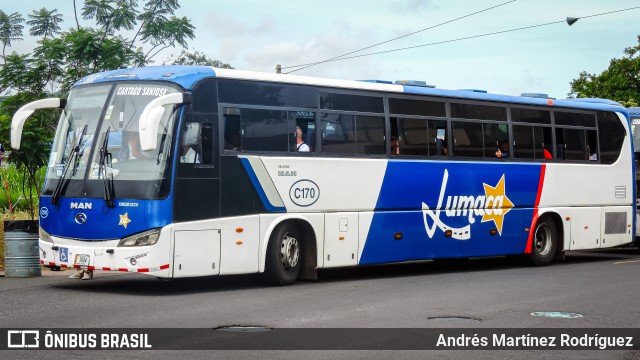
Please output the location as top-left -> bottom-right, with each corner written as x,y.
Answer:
627,107 -> 640,115
74,65 -> 625,113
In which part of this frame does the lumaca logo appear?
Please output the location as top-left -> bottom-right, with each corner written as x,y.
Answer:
422,169 -> 514,240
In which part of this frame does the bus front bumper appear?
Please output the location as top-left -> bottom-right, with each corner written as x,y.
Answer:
38,239 -> 172,277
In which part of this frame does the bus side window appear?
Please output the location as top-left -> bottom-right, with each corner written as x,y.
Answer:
290,111 -> 316,153
179,120 -> 213,165
224,108 -> 242,151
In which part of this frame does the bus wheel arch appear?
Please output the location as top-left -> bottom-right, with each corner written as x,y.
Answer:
529,213 -> 562,266
264,219 -> 317,285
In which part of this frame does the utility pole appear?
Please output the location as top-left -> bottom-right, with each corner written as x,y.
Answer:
275,64 -> 282,74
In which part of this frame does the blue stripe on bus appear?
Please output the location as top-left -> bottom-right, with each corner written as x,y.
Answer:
240,158 -> 286,212
39,197 -> 173,240
360,160 -> 542,264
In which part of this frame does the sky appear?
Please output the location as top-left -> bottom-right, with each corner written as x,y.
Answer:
5,0 -> 640,99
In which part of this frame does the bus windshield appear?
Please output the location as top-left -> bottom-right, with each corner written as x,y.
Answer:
43,82 -> 181,200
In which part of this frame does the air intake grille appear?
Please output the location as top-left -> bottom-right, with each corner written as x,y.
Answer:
615,186 -> 626,199
604,212 -> 627,234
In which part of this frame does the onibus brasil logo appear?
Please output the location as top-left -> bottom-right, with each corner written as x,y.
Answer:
422,169 -> 514,240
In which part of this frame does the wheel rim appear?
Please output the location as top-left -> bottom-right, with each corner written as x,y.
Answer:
280,232 -> 300,270
534,223 -> 552,256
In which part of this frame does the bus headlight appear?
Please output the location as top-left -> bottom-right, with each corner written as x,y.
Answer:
118,229 -> 161,247
40,228 -> 53,243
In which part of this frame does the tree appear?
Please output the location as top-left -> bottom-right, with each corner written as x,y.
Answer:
569,35 -> 640,107
35,27 -> 144,90
170,50 -> 234,68
27,8 -> 63,41
82,0 -> 138,36
0,11 -> 24,60
140,15 -> 195,63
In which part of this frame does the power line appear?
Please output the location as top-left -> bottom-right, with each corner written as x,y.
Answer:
283,6 -> 640,74
282,0 -> 518,74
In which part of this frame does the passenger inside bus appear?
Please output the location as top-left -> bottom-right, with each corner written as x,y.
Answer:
495,140 -> 509,158
587,145 -> 597,161
390,136 -> 400,155
296,126 -> 310,152
436,138 -> 448,156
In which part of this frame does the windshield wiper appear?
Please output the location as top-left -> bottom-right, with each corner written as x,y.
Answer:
51,125 -> 87,205
98,127 -> 115,207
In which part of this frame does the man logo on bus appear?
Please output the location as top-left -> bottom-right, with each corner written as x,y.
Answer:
422,169 -> 513,240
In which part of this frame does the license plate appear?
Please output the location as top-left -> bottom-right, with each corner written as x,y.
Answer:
74,254 -> 90,266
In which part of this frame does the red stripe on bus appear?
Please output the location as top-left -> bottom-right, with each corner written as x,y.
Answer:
61,264 -> 68,268
73,265 -> 81,269
118,268 -> 128,272
87,266 -> 95,271
40,260 -> 44,265
159,264 -> 170,270
525,164 -> 547,254
137,268 -> 149,273
102,267 -> 111,271
49,262 -> 56,267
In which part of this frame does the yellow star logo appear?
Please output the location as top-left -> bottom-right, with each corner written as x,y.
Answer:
481,175 -> 514,235
119,212 -> 132,229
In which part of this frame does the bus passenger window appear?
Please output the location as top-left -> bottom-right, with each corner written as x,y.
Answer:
290,111 -> 315,153
513,125 -> 534,159
321,113 -> 356,154
452,121 -> 482,158
396,118 -> 427,156
587,130 -> 598,161
484,123 -> 509,159
223,107 -> 289,152
430,122 -> 447,156
224,108 -> 242,151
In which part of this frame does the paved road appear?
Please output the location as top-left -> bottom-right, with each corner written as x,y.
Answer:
2,247 -> 640,359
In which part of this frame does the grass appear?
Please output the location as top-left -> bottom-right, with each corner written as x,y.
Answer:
0,164 -> 45,212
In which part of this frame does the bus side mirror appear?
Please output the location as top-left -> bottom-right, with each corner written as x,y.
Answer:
11,98 -> 65,150
139,93 -> 187,151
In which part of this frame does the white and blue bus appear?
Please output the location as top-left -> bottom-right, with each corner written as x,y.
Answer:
11,66 -> 635,285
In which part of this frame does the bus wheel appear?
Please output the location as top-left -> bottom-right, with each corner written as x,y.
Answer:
265,223 -> 302,285
529,217 -> 557,266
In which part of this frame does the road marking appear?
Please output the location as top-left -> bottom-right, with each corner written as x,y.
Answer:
613,259 -> 640,265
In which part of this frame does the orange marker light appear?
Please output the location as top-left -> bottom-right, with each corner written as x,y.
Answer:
584,226 -> 589,229
565,217 -> 571,221
338,236 -> 345,241
236,241 -> 243,245
524,228 -> 530,232
547,99 -> 554,106
236,228 -> 244,233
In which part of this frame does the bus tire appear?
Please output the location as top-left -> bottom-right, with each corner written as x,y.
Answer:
264,223 -> 302,286
529,217 -> 557,266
